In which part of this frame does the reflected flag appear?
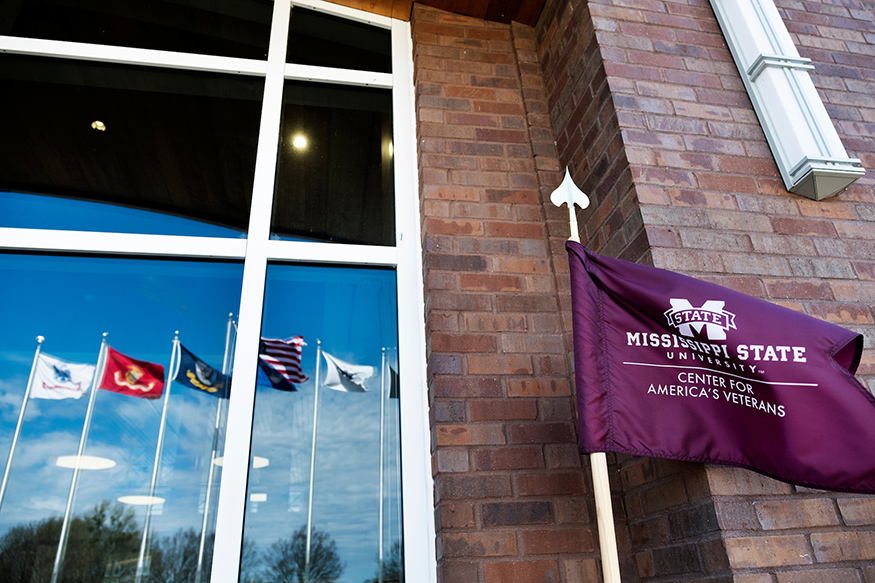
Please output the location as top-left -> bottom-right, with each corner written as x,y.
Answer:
259,336 -> 308,392
99,347 -> 165,399
388,365 -> 400,399
174,344 -> 229,398
31,353 -> 95,400
322,351 -> 373,393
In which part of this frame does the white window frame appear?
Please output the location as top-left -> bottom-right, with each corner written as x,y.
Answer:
0,1 -> 435,581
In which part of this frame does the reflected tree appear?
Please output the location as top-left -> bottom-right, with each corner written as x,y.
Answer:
364,541 -> 403,583
147,528 -> 199,583
0,500 -> 140,583
263,525 -> 344,583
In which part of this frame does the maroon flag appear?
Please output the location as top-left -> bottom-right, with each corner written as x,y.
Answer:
567,241 -> 875,493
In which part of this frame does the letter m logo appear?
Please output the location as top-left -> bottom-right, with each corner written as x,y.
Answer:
664,299 -> 736,340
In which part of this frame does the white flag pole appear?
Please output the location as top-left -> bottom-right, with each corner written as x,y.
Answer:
378,348 -> 386,583
194,314 -> 235,583
134,333 -> 179,583
0,336 -> 44,514
550,168 -> 621,583
304,340 -> 322,583
51,333 -> 108,583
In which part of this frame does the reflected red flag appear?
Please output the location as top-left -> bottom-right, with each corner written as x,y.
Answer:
99,347 -> 165,399
568,241 -> 875,494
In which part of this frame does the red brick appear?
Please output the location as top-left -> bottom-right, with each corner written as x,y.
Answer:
486,221 -> 545,238
425,218 -> 484,236
442,532 -> 517,557
469,399 -> 538,421
520,528 -> 595,555
515,472 -> 586,496
464,314 -> 527,332
436,424 -> 505,446
484,560 -> 559,583
764,280 -> 833,300
506,378 -> 571,397
473,446 -> 545,471
508,422 -> 576,445
467,355 -> 533,375
432,333 -> 497,353
439,502 -> 475,529
459,273 -> 522,291
724,535 -> 813,568
771,217 -> 838,237
433,376 -> 502,398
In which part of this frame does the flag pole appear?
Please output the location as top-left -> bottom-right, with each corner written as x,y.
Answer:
134,333 -> 179,583
51,333 -> 108,583
304,339 -> 322,583
0,336 -> 44,514
378,348 -> 386,583
550,168 -> 621,583
195,314 -> 234,583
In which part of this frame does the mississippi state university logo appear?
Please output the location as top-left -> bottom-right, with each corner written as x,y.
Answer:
664,299 -> 736,341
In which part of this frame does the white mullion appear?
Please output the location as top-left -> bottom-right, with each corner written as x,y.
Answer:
265,239 -> 397,266
0,35 -> 267,76
209,1 -> 291,582
0,228 -> 246,259
391,20 -> 437,583
284,62 -> 392,88
291,0 -> 392,28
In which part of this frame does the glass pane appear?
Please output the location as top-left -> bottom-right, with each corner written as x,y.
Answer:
0,0 -> 272,60
287,7 -> 391,73
0,254 -> 243,582
244,264 -> 403,583
272,82 -> 395,246
0,54 -> 263,237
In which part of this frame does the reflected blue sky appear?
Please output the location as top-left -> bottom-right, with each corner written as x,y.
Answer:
247,264 -> 402,583
0,191 -> 246,238
0,253 -> 243,577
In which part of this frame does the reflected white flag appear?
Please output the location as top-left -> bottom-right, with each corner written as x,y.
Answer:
32,353 -> 95,400
322,351 -> 374,393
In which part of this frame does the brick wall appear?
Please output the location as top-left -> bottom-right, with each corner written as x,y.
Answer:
534,0 -> 875,581
412,5 -> 603,582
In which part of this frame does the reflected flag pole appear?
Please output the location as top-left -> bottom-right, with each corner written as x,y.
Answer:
52,334 -> 108,583
304,340 -> 322,583
378,348 -> 387,583
194,314 -> 235,583
134,333 -> 179,583
0,336 -> 44,514
550,168 -> 621,583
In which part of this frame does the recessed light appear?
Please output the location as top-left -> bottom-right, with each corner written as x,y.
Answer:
118,495 -> 165,505
292,135 -> 307,149
56,455 -> 116,470
91,120 -> 106,132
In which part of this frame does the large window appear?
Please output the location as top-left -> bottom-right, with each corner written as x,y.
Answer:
0,2 -> 431,583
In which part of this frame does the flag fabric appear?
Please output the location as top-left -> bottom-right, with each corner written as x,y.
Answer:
174,344 -> 229,398
567,240 -> 875,494
31,353 -> 95,400
387,365 -> 400,399
99,347 -> 165,399
322,351 -> 373,393
259,336 -> 308,392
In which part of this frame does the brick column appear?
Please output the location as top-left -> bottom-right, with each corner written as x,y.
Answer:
412,5 -> 602,582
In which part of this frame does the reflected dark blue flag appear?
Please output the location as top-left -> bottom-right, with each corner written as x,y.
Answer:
174,344 -> 230,398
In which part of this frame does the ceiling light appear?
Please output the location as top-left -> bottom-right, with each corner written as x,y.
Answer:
91,120 -> 106,132
212,455 -> 269,468
250,493 -> 267,502
292,135 -> 307,149
118,495 -> 165,505
56,455 -> 116,470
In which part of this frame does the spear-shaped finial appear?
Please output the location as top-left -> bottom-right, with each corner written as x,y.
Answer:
550,167 -> 589,243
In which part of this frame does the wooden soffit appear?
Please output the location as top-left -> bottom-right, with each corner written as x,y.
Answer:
322,0 -> 546,26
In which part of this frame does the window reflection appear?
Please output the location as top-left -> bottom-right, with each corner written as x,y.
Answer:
0,254 -> 243,582
272,82 -> 395,246
244,265 -> 403,583
0,54 -> 262,237
287,7 -> 391,73
1,0 -> 272,60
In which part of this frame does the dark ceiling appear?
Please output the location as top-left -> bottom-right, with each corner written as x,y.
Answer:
324,0 -> 548,26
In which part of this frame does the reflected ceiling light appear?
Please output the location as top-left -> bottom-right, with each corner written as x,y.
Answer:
212,455 -> 269,469
250,493 -> 267,502
118,495 -> 165,506
389,142 -> 394,157
292,135 -> 307,149
56,455 -> 116,470
91,120 -> 106,132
